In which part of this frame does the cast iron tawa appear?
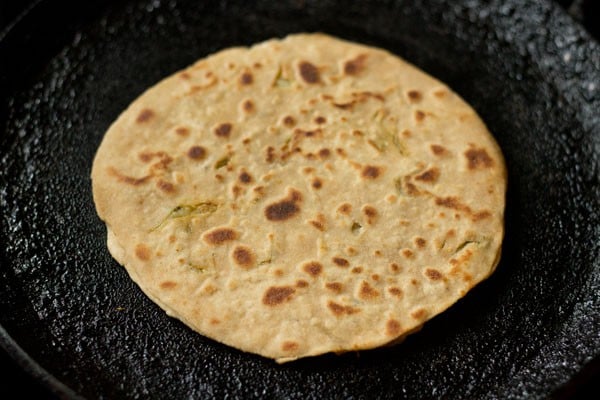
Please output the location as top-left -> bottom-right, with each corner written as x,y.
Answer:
0,0 -> 598,398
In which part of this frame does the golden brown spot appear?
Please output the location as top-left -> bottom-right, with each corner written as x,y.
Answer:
215,174 -> 224,182
327,301 -> 360,316
157,180 -> 175,194
336,148 -> 347,157
175,127 -> 189,136
146,152 -> 173,172
402,249 -> 414,259
264,189 -> 302,221
465,147 -> 494,169
332,257 -> 349,268
411,308 -> 427,320
388,287 -> 403,298
337,203 -> 352,214
296,280 -> 309,288
415,167 -> 440,183
415,237 -> 427,249
333,101 -> 354,110
435,197 -> 489,221
242,99 -> 255,112
266,146 -> 276,163
425,268 -> 443,280
325,282 -> 343,293
265,202 -> 299,221
298,61 -> 320,84
180,72 -> 191,80
231,185 -> 243,198
359,281 -> 380,300
202,284 -> 218,296
407,90 -> 422,102
242,138 -> 251,145
361,165 -> 382,179
289,189 -> 302,202
310,220 -> 325,231
135,244 -> 150,261
433,89 -> 447,98
309,213 -> 326,231
351,267 -> 363,274
107,167 -> 151,186
411,279 -> 419,285
168,235 -> 176,243
159,281 -> 177,289
362,205 -> 378,224
473,211 -> 492,221
346,247 -> 358,256
232,246 -> 255,269
430,144 -> 447,156
283,115 -> 296,127
451,248 -> 474,268
311,178 -> 323,190
402,129 -> 412,138
390,263 -> 400,273
303,261 -> 323,277
371,274 -> 380,281
463,273 -> 473,282
314,116 -> 326,124
318,148 -> 331,159
209,318 -> 221,325
415,110 -> 426,121
282,341 -> 299,352
262,286 -> 295,306
436,196 -> 463,210
203,227 -> 238,246
240,71 -> 253,85
274,269 -> 284,277
239,171 -> 253,184
187,145 -> 207,160
386,319 -> 402,336
214,123 -> 232,138
136,108 -> 154,123
139,152 -> 153,163
343,54 -> 368,75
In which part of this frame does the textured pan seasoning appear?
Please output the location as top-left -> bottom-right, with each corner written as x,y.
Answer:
91,33 -> 506,363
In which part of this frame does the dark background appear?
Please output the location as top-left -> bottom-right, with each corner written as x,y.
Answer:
0,0 -> 598,398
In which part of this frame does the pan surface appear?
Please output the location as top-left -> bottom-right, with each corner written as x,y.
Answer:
1,0 -> 598,398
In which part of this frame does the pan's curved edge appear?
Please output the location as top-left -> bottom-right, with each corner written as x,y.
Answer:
0,327 -> 82,400
0,0 -> 44,42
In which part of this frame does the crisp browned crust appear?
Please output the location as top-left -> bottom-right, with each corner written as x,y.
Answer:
91,33 -> 506,363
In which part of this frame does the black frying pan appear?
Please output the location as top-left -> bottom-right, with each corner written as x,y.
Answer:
1,0 -> 598,398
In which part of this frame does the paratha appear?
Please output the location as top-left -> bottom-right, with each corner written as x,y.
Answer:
91,33 -> 506,363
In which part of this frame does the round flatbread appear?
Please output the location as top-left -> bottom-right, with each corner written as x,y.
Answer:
92,33 -> 506,363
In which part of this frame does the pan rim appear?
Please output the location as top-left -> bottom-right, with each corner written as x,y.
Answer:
0,326 -> 82,399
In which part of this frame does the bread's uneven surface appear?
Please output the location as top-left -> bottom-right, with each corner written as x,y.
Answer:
92,33 -> 506,363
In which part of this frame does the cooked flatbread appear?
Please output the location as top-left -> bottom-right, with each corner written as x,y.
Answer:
92,33 -> 506,362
